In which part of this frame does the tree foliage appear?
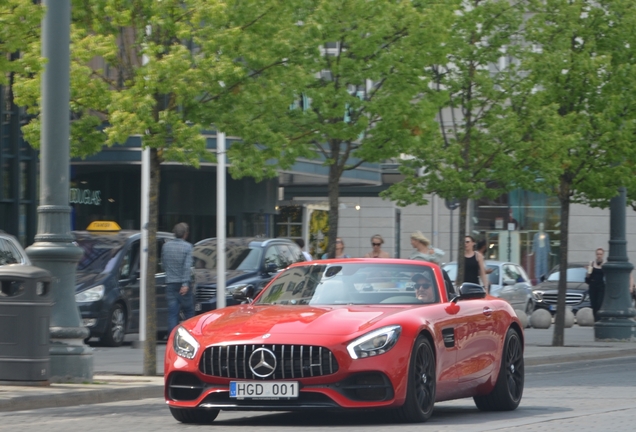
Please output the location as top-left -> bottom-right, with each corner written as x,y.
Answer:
0,0 -> 42,83
223,0 -> 454,257
382,0 -> 535,282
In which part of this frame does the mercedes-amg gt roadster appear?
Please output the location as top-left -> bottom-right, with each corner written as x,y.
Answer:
165,258 -> 524,424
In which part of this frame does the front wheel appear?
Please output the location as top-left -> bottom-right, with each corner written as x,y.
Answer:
170,407 -> 219,424
394,335 -> 436,423
474,328 -> 524,411
101,303 -> 127,347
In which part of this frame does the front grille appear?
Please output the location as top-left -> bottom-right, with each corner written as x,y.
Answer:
196,286 -> 216,302
541,292 -> 584,305
199,344 -> 339,379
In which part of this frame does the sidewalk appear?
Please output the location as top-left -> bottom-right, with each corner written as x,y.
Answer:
1,326 -> 635,413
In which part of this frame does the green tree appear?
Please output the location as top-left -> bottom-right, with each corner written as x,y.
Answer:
222,0 -> 453,258
524,0 -> 636,346
0,0 -> 42,80
382,0 -> 537,285
14,0 -> 300,375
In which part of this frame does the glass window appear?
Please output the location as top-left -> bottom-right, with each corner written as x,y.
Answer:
0,239 -> 20,265
119,241 -> 140,280
192,238 -> 261,271
503,264 -> 521,283
488,265 -> 500,285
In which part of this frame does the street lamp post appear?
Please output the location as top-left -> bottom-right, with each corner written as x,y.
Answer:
25,0 -> 93,381
594,187 -> 636,341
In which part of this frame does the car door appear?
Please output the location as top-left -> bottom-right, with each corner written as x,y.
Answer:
118,240 -> 140,332
155,237 -> 168,332
454,296 -> 498,384
501,264 -> 523,309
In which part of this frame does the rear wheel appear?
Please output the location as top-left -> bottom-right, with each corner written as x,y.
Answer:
474,328 -> 524,411
394,335 -> 436,423
169,407 -> 219,424
101,303 -> 127,347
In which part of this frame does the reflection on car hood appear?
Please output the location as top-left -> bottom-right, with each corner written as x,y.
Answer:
194,269 -> 256,286
194,304 -> 409,340
75,271 -> 109,292
533,281 -> 588,292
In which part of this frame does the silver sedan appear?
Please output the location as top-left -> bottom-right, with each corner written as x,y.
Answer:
442,260 -> 535,315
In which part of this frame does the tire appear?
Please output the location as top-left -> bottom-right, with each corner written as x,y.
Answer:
525,299 -> 534,316
394,335 -> 436,423
474,328 -> 524,411
101,303 -> 127,347
170,407 -> 219,424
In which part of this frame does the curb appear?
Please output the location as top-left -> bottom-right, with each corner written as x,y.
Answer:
525,347 -> 636,367
0,385 -> 163,413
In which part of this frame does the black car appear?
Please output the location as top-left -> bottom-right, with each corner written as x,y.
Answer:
193,237 -> 305,313
532,262 -> 591,314
73,221 -> 175,346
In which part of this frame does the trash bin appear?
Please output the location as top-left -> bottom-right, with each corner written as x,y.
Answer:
0,265 -> 52,382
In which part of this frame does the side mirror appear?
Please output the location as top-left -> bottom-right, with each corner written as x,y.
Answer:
232,284 -> 256,302
265,262 -> 278,274
502,278 -> 516,286
451,283 -> 487,303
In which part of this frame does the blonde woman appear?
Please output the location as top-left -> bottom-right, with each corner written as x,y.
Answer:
364,234 -> 390,258
409,231 -> 444,264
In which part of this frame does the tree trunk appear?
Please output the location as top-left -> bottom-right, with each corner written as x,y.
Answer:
552,177 -> 570,347
143,147 -> 161,375
456,197 -> 468,288
327,155 -> 340,259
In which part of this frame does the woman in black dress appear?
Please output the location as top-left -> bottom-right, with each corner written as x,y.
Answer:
463,236 -> 489,293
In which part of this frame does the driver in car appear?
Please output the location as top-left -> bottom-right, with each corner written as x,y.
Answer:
412,273 -> 436,303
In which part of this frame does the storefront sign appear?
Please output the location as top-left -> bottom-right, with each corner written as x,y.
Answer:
70,188 -> 101,205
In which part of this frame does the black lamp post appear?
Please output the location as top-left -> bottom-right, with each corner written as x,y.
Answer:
25,0 -> 93,381
594,187 -> 636,341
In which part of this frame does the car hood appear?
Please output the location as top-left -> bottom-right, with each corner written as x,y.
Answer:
533,280 -> 587,292
75,271 -> 110,292
194,269 -> 258,286
189,304 -> 411,342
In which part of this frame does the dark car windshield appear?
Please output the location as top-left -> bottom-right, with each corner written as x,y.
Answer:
256,263 -> 440,306
193,239 -> 262,271
74,235 -> 126,273
547,267 -> 587,282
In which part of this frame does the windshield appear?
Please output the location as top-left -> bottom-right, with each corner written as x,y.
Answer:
256,263 -> 440,306
74,236 -> 126,273
547,267 -> 587,282
193,239 -> 262,271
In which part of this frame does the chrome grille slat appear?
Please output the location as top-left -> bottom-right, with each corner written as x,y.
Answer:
541,292 -> 584,305
198,344 -> 339,379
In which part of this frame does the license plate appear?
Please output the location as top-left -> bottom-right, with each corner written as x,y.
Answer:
194,303 -> 201,312
549,304 -> 556,311
230,381 -> 299,400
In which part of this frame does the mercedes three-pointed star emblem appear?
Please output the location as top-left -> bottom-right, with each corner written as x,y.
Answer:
249,347 -> 277,378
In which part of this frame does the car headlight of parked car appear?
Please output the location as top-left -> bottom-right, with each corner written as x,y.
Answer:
75,285 -> 105,303
347,325 -> 401,359
173,326 -> 200,359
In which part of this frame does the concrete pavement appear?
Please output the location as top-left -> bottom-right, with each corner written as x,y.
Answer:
1,325 -> 636,413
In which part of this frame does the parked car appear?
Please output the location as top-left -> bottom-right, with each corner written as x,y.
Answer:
0,231 -> 31,266
192,237 -> 305,314
165,258 -> 525,424
532,263 -> 590,314
442,260 -> 535,314
73,221 -> 175,346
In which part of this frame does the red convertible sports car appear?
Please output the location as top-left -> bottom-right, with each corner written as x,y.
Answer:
165,258 -> 524,424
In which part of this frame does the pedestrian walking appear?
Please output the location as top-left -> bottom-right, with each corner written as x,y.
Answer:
586,247 -> 606,321
295,238 -> 313,261
322,237 -> 351,259
364,234 -> 390,258
409,231 -> 444,264
161,222 -> 194,336
462,236 -> 489,293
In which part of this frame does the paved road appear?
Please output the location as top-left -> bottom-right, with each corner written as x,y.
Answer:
1,356 -> 635,431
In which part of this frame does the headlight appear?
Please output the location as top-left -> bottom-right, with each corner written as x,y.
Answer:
75,285 -> 105,303
347,325 -> 401,359
532,291 -> 543,301
173,326 -> 200,359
